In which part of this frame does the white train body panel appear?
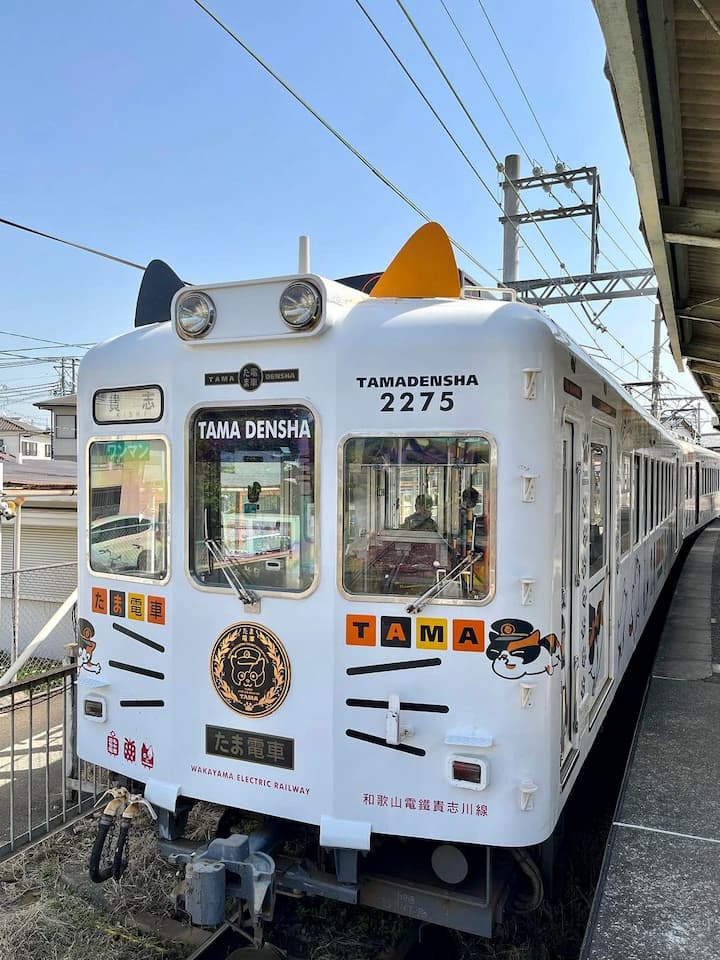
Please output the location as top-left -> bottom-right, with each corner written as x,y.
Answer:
76,271 -> 720,855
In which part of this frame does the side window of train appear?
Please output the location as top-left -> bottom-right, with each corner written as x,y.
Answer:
89,438 -> 168,580
589,442 -> 608,578
189,405 -> 317,595
620,453 -> 631,556
341,434 -> 494,602
633,453 -> 641,545
650,460 -> 657,529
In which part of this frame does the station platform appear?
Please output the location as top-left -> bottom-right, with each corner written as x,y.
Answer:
581,521 -> 720,960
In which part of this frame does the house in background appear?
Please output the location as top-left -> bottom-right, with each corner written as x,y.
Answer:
0,416 -> 51,461
35,393 -> 77,461
0,458 -> 78,661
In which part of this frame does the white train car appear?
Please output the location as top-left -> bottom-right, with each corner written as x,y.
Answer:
76,224 -> 720,937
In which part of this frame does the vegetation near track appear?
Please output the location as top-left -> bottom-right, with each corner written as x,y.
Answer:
0,815 -> 186,960
0,793 -> 603,960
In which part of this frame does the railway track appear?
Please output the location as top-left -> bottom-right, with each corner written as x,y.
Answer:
183,920 -> 461,960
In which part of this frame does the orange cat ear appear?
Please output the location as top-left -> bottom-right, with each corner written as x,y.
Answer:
370,223 -> 461,299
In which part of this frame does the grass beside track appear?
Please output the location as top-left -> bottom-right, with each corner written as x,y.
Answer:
0,807 -> 212,960
0,797 -> 600,960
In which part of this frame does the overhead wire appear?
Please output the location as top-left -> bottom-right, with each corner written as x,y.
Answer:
436,0 -> 536,169
189,0 -> 670,393
0,216 -> 144,271
436,0 -> 626,274
350,0 -> 643,373
470,0 -> 653,273
8,0 -> 666,411
353,0 -> 620,291
394,0 -> 691,390
352,0 -> 609,351
392,0 -> 655,370
474,0 -> 559,163
190,0 -> 498,283
600,195 -> 653,263
461,10 -> 691,407
0,328 -> 93,349
354,0 -> 630,365
188,0 -> 621,365
435,0 -> 646,278
351,0 -> 500,211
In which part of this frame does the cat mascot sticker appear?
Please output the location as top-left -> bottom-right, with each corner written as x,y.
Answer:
486,618 -> 561,680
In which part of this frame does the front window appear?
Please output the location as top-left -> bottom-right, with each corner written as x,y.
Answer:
89,439 -> 168,579
191,406 -> 316,594
342,435 -> 493,601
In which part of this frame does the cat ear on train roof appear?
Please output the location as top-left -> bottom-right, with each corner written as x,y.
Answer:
134,260 -> 186,328
370,223 -> 461,300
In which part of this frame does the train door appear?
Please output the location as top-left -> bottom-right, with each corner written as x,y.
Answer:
587,423 -> 613,722
560,419 -> 579,775
695,462 -> 700,527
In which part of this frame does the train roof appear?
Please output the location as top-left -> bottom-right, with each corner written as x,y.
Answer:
121,221 -> 718,460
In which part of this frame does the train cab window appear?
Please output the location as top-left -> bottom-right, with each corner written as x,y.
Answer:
190,406 -> 316,594
89,439 -> 168,579
341,435 -> 493,602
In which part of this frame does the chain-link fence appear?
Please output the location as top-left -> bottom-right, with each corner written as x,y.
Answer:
0,562 -> 77,677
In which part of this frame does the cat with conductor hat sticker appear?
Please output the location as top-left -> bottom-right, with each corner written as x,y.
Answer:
486,618 -> 562,680
77,618 -> 102,674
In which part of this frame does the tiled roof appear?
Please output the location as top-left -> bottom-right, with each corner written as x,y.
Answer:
3,459 -> 77,490
0,416 -> 43,434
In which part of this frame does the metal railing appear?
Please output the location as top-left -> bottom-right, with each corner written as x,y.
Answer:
0,562 -> 108,860
0,660 -> 107,859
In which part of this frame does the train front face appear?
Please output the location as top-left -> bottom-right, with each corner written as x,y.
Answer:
77,274 -> 559,851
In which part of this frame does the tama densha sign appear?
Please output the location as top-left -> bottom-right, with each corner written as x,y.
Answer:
197,418 -> 311,440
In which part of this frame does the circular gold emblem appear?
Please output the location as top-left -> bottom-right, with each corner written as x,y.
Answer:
211,622 -> 291,718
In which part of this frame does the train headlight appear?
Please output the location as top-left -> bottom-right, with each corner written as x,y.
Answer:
279,281 -> 321,329
176,292 -> 216,338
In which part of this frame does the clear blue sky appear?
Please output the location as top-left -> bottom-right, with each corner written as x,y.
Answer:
0,0 -> 704,425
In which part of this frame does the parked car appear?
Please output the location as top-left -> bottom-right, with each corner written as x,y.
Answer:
90,515 -> 154,572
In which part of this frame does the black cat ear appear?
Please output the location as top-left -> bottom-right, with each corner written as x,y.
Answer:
134,260 -> 185,328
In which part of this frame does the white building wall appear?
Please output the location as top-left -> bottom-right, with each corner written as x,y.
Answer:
0,431 -> 51,460
0,506 -> 77,660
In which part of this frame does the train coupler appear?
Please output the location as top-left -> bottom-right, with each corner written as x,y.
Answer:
179,834 -> 276,933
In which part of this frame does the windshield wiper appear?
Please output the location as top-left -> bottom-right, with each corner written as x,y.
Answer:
204,538 -> 260,611
405,551 -> 478,615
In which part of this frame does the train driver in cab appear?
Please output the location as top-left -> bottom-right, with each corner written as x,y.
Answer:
402,494 -> 438,532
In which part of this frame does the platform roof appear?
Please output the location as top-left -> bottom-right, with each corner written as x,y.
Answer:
595,0 -> 720,417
